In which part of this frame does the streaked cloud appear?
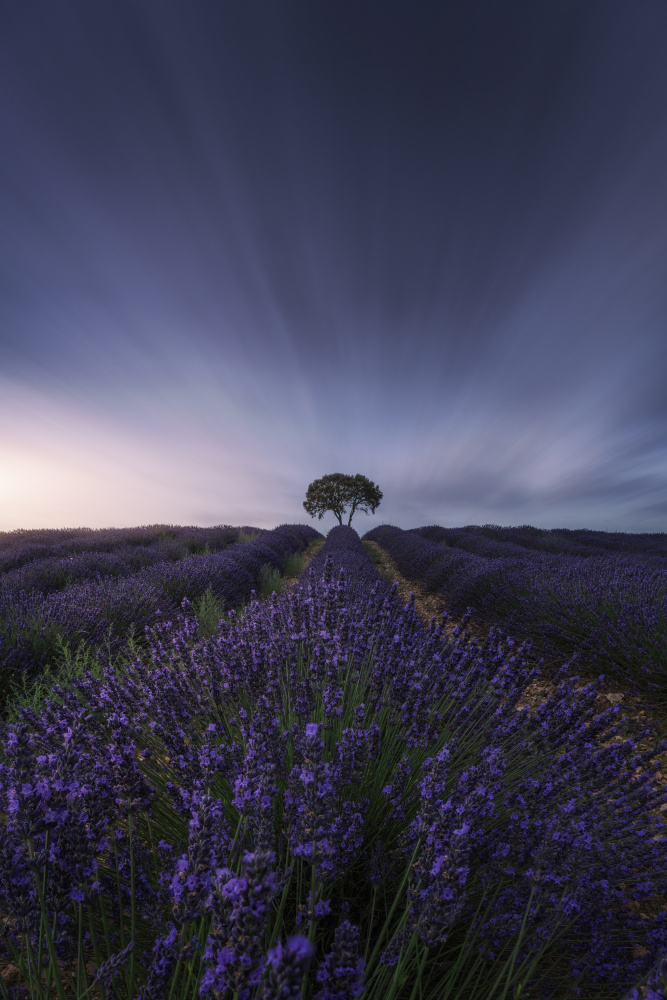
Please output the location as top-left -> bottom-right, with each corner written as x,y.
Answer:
1,1 -> 666,532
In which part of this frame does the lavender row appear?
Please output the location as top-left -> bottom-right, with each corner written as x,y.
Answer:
1,540 -> 208,601
364,524 -> 667,704
0,523 -> 261,576
0,525 -> 665,998
413,523 -> 667,559
492,552 -> 667,703
304,524 -> 381,587
363,524 -> 515,610
0,523 -> 322,706
412,525 -> 549,561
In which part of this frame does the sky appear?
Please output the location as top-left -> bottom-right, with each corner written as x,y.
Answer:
1,0 -> 666,535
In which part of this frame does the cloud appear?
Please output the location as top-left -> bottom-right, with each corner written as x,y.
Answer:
1,2 -> 666,532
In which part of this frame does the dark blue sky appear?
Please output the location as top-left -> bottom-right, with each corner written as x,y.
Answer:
1,0 -> 666,532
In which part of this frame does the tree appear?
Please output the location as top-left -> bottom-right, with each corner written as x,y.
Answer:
303,473 -> 383,526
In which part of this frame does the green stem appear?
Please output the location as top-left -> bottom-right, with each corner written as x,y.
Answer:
34,837 -> 49,991
269,868 -> 293,949
128,815 -> 137,999
407,943 -> 429,1000
364,886 -> 377,961
384,929 -> 419,1000
497,886 -> 536,1000
167,919 -> 200,1000
27,838 -> 67,1000
180,914 -> 211,1000
228,816 -> 247,866
77,899 -> 85,998
296,859 -> 303,921
365,838 -> 421,975
165,929 -> 188,1000
307,853 -> 319,943
113,839 -> 126,951
21,933 -> 44,1000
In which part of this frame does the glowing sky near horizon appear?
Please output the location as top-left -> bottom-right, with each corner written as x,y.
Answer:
1,0 -> 666,534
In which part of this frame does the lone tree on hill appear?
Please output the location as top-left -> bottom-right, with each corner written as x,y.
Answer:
303,473 -> 383,526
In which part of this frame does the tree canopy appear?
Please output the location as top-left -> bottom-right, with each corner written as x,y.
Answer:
303,473 -> 383,526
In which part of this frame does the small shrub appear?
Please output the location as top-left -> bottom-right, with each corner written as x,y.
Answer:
283,551 -> 305,577
4,637 -> 104,724
195,585 -> 226,637
184,539 -> 211,556
258,562 -> 284,597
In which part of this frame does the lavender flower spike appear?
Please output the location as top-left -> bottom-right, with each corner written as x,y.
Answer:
261,936 -> 315,1000
92,940 -> 135,992
314,919 -> 365,1000
625,955 -> 667,1000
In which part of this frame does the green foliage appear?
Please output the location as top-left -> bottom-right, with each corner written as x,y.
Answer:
238,530 -> 260,543
283,538 -> 324,579
195,586 -> 226,637
363,540 -> 384,565
4,638 -> 105,725
303,473 -> 383,526
257,562 -> 284,598
0,615 -> 78,713
283,551 -> 306,577
184,539 -> 211,555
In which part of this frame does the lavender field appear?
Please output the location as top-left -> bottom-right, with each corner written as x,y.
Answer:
364,525 -> 667,713
0,524 -> 320,713
0,523 -> 666,999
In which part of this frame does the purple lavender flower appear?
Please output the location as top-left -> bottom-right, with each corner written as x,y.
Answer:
107,740 -> 154,816
201,849 -> 281,1000
335,721 -> 380,786
382,745 -> 504,961
364,523 -> 667,708
261,935 -> 315,1000
170,793 -> 231,922
136,923 -> 179,1000
381,754 -> 415,824
232,703 -> 286,852
314,919 -> 365,1000
92,939 -> 135,994
283,722 -> 365,882
0,523 -> 321,682
625,955 -> 667,1000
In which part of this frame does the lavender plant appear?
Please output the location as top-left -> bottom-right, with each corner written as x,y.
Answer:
0,524 -> 322,713
412,524 -> 667,560
0,526 -> 664,999
364,524 -> 667,708
0,524 -> 253,576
